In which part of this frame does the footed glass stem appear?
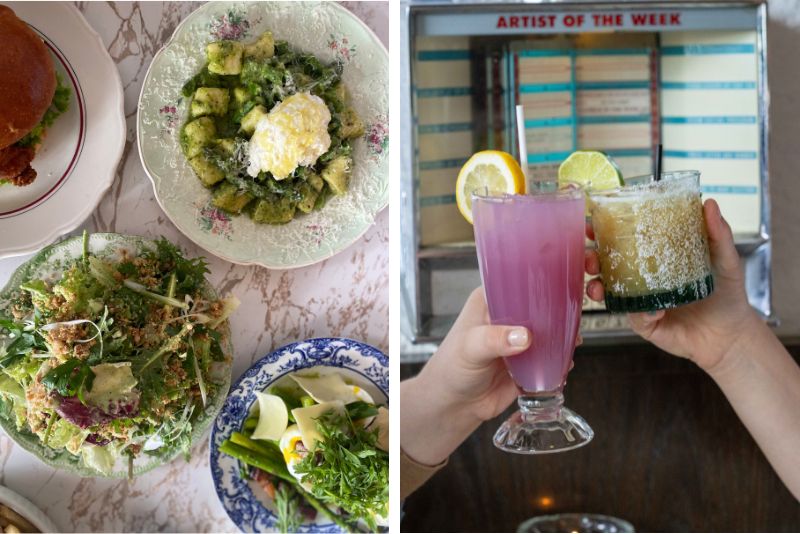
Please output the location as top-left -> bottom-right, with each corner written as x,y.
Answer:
493,393 -> 594,454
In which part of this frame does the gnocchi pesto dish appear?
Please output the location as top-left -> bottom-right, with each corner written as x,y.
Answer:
180,31 -> 364,224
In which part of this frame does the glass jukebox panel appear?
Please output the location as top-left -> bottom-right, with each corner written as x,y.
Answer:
405,2 -> 769,343
414,36 -> 477,246
413,24 -> 763,244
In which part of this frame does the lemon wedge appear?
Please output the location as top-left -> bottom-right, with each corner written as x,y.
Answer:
455,150 -> 526,224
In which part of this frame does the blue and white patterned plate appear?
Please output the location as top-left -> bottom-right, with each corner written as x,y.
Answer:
210,337 -> 389,533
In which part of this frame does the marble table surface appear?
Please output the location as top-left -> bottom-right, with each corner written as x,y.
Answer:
0,2 -> 388,531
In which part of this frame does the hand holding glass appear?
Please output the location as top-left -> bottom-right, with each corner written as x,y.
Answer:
472,183 -> 593,454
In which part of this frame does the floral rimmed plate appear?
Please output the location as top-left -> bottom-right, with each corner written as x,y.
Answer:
0,3 -> 125,260
210,338 -> 389,532
0,233 -> 233,477
137,2 -> 389,270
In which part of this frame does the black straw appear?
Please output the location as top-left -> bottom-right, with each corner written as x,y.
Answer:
654,143 -> 663,182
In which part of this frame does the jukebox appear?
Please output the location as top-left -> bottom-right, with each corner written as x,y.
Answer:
400,0 -> 771,352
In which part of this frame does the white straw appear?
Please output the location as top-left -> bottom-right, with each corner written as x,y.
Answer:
515,105 -> 530,192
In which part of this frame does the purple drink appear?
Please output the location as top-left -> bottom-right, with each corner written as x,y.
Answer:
472,184 -> 593,454
473,192 -> 584,393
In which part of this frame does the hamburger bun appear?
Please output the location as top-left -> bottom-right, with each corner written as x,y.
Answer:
0,5 -> 56,150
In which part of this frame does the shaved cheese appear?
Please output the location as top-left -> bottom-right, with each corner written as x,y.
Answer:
251,392 -> 289,441
290,373 -> 359,404
292,400 -> 345,450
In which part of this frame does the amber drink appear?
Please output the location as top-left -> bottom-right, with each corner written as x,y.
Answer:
588,171 -> 714,313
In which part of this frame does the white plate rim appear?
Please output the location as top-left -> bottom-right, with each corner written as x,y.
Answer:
0,485 -> 60,533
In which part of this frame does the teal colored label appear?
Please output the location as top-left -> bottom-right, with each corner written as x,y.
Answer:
662,116 -> 757,124
418,123 -> 473,134
420,158 -> 468,170
661,44 -> 755,55
417,50 -> 471,61
420,194 -> 457,207
662,81 -> 756,90
664,150 -> 757,159
416,87 -> 473,97
700,185 -> 758,194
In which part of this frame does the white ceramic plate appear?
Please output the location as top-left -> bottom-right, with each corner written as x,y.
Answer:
0,2 -> 125,259
0,485 -> 59,533
138,1 -> 389,269
210,338 -> 389,532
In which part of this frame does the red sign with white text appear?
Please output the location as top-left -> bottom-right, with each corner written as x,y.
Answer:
496,11 -> 682,30
415,7 -> 758,37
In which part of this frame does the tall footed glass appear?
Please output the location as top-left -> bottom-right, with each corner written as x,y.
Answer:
472,183 -> 593,454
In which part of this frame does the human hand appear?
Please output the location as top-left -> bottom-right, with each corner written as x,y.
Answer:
424,287 -> 531,420
585,198 -> 761,371
401,287 -> 531,465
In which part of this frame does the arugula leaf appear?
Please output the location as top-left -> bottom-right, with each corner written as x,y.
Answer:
20,279 -> 48,296
148,238 -> 209,294
346,401 -> 379,422
0,318 -> 46,369
0,349 -> 26,370
294,411 -> 389,530
116,261 -> 138,278
41,359 -> 96,403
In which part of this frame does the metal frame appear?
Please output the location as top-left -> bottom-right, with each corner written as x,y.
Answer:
401,0 -> 772,352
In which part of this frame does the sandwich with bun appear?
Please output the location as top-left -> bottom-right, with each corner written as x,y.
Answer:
0,4 -> 70,187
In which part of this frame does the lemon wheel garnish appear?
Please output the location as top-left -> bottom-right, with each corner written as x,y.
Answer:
557,150 -> 624,192
455,150 -> 526,224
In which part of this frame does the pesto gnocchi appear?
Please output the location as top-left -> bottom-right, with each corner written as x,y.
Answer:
179,30 -> 363,225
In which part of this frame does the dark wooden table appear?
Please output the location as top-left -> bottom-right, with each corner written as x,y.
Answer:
401,344 -> 800,532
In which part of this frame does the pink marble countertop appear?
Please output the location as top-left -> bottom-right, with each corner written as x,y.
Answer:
0,2 -> 388,531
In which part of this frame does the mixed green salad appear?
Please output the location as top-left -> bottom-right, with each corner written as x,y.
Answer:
220,371 -> 389,531
0,233 -> 237,476
180,30 -> 364,225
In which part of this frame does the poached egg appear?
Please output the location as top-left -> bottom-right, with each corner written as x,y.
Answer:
246,92 -> 331,180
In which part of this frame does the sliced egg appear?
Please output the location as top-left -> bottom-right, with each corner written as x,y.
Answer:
278,424 -> 313,491
247,92 -> 331,180
350,385 -> 374,405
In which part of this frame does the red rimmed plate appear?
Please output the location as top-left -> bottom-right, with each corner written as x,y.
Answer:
0,2 -> 124,258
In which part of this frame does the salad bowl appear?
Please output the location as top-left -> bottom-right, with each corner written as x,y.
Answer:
210,337 -> 389,533
0,233 -> 233,477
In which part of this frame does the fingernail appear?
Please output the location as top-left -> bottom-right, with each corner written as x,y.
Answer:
647,311 -> 658,317
508,328 -> 529,347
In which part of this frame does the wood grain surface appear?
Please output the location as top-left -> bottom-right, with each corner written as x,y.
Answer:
400,344 -> 800,532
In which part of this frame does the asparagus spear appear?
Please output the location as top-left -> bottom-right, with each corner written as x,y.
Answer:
220,439 -> 359,531
230,431 -> 283,461
220,440 -> 294,484
243,415 -> 259,432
